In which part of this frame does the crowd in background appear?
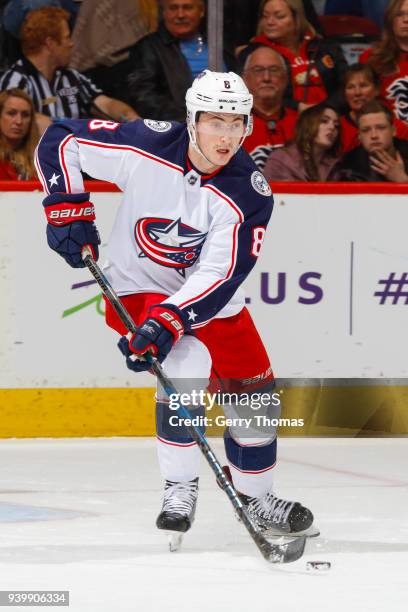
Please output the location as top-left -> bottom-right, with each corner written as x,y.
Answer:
1,0 -> 408,182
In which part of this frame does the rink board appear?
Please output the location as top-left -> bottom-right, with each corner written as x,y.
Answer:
0,383 -> 407,438
0,182 -> 407,437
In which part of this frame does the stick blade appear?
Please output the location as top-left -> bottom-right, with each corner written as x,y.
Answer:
256,533 -> 306,564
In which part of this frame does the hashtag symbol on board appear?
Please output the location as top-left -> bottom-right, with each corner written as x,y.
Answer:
374,273 -> 408,304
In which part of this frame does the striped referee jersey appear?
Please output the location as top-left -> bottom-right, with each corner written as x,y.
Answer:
0,57 -> 102,119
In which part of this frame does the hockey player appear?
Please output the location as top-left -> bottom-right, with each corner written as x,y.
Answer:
35,70 -> 314,541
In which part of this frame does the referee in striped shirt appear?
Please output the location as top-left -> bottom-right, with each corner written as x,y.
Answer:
0,6 -> 139,135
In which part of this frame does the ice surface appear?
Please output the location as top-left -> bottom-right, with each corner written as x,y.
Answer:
0,437 -> 406,611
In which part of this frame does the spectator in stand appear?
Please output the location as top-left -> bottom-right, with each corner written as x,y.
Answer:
241,44 -> 298,170
2,0 -> 80,65
360,0 -> 408,123
225,0 -> 322,49
0,87 -> 39,179
263,103 -> 341,180
0,7 -> 138,134
126,0 -> 235,121
341,63 -> 408,152
249,0 -> 347,111
338,100 -> 408,182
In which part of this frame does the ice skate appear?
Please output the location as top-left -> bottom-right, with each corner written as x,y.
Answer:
239,490 -> 318,537
156,478 -> 199,551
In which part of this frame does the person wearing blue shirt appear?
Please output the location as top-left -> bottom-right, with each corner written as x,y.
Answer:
126,0 -> 234,121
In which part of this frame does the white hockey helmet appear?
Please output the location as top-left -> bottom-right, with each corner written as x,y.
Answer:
186,69 -> 253,153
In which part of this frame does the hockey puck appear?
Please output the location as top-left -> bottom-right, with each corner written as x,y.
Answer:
306,561 -> 331,571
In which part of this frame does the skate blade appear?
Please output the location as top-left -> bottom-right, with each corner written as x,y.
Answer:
264,524 -> 320,539
167,531 -> 183,552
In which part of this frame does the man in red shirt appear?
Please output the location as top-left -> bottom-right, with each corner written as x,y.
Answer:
241,44 -> 298,171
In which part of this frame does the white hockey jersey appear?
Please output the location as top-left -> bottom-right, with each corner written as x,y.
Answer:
36,118 -> 273,329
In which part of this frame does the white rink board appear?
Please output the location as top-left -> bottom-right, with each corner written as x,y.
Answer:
0,190 -> 407,388
245,192 -> 408,378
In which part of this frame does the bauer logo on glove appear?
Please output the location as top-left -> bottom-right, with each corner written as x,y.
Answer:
158,310 -> 184,341
42,192 -> 100,268
46,204 -> 96,225
117,304 -> 189,372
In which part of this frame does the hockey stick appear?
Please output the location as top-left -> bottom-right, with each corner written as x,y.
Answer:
81,247 -> 305,564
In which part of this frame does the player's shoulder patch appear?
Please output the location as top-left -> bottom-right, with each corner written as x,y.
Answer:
143,119 -> 172,132
251,171 -> 272,197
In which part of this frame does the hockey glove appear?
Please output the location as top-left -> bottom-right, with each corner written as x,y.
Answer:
43,192 -> 100,268
118,304 -> 188,373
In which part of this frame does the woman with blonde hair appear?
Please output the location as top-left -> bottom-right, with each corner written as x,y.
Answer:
245,0 -> 347,109
264,103 -> 342,181
360,0 -> 408,122
0,88 -> 39,180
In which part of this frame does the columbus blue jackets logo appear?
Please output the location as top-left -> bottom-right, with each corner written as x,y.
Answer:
143,119 -> 172,132
251,171 -> 272,196
135,217 -> 208,277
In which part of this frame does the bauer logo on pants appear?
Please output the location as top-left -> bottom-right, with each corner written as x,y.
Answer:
134,217 -> 208,276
